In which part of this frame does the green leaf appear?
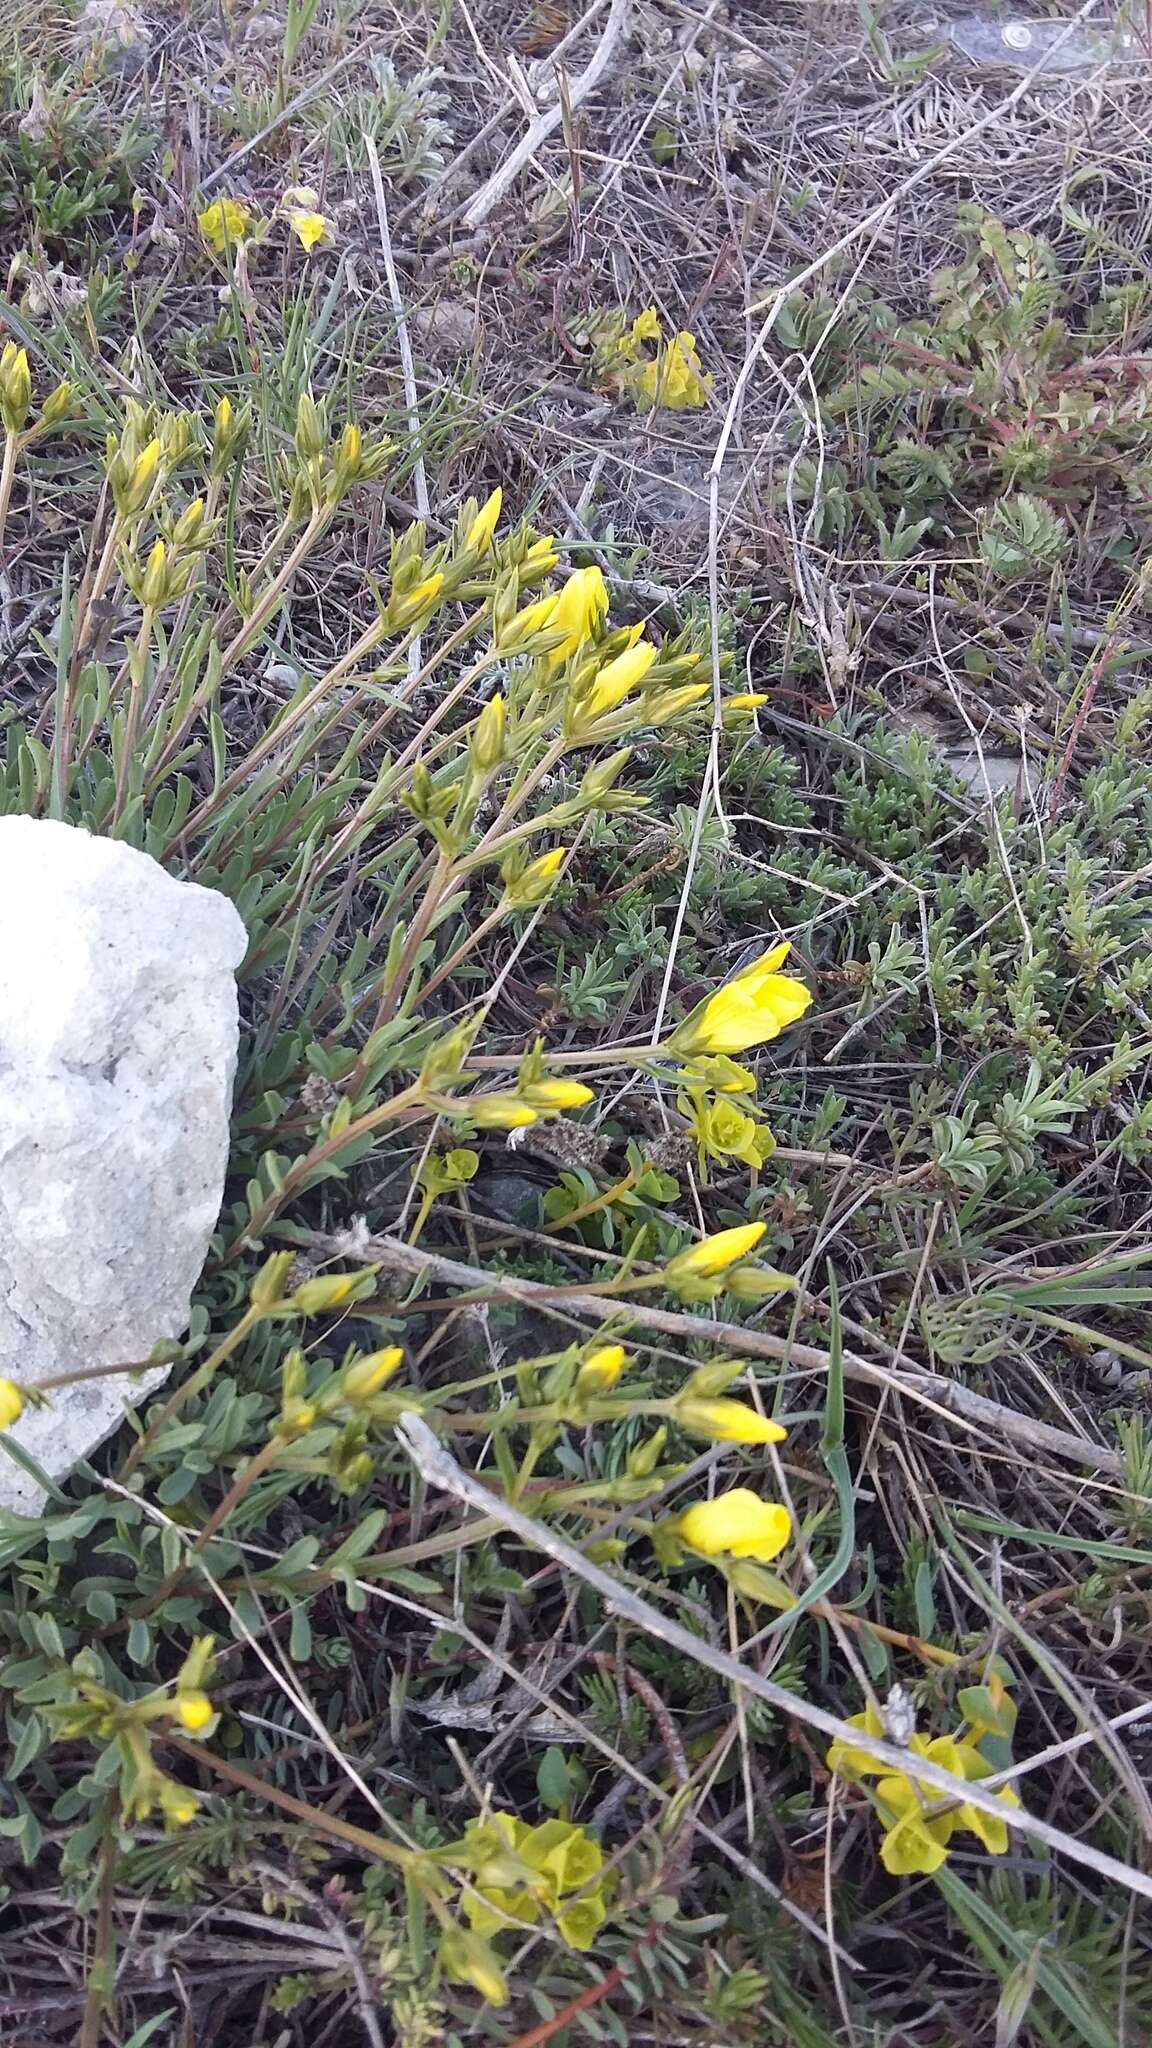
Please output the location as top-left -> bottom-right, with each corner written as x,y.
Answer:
536,1745 -> 571,1812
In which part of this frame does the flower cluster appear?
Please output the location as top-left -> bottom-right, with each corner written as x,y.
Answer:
458,1811 -> 609,1950
593,307 -> 712,411
827,1687 -> 1021,1876
196,187 -> 332,258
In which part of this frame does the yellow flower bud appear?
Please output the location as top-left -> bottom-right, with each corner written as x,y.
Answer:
38,379 -> 73,429
577,639 -> 658,722
0,344 -> 32,435
466,485 -> 502,551
139,539 -> 171,610
118,436 -> 161,518
520,1078 -> 594,1112
341,1346 -> 404,1402
469,691 -> 506,772
501,845 -> 567,908
332,421 -> 362,489
172,496 -> 207,549
675,1396 -> 787,1445
295,391 -> 326,463
464,1094 -> 539,1129
159,1781 -> 202,1828
291,1270 -> 376,1314
574,1344 -> 627,1396
0,1378 -> 24,1429
662,1221 -> 766,1284
387,571 -> 444,630
440,1926 -> 508,2006
667,942 -> 812,1057
277,1401 -> 317,1437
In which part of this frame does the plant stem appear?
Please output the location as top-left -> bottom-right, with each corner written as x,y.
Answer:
117,1304 -> 264,1480
0,430 -> 19,562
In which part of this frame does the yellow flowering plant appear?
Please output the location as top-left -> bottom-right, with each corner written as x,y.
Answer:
196,195 -> 255,252
9,372 -> 834,2020
590,305 -> 713,411
451,1811 -> 610,1951
827,1687 -> 1022,1877
667,942 -> 813,1057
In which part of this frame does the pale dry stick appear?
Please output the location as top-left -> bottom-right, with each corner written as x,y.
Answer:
395,1410 -> 1152,1901
990,1698 -> 1152,1798
395,0 -> 612,229
824,1777 -> 859,2048
462,0 -> 632,229
364,134 -> 430,682
324,1227 -> 1124,1476
582,0 -> 721,229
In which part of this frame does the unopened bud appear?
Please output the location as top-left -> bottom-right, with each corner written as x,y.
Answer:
0,343 -> 31,435
140,539 -> 171,609
295,391 -> 326,463
341,1346 -> 404,1402
469,692 -> 506,773
291,1269 -> 378,1315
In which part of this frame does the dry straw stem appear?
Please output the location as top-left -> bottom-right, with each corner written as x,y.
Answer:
395,1412 -> 1152,1906
462,0 -> 632,229
321,1229 -> 1122,1477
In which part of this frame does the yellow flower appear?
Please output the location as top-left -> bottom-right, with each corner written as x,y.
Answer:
467,485 -> 503,551
629,307 -> 662,347
287,208 -> 329,252
667,942 -> 812,1057
461,1813 -> 607,1952
663,1220 -> 766,1283
637,330 -> 711,411
724,692 -> 770,715
197,197 -> 253,252
875,1775 -> 954,1875
175,1689 -> 213,1733
580,639 -> 658,720
544,565 -> 609,666
677,1488 -> 792,1561
675,1397 -> 787,1445
678,1089 -> 775,1173
828,1708 -> 1021,1874
826,1700 -> 889,1780
0,1378 -> 24,1429
574,1344 -> 628,1396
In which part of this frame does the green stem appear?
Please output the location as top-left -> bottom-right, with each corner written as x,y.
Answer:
117,1304 -> 264,1479
0,431 -> 19,562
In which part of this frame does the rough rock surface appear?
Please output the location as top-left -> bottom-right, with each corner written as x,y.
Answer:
0,818 -> 247,1514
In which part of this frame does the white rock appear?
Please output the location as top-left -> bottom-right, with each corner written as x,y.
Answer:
0,818 -> 246,1515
